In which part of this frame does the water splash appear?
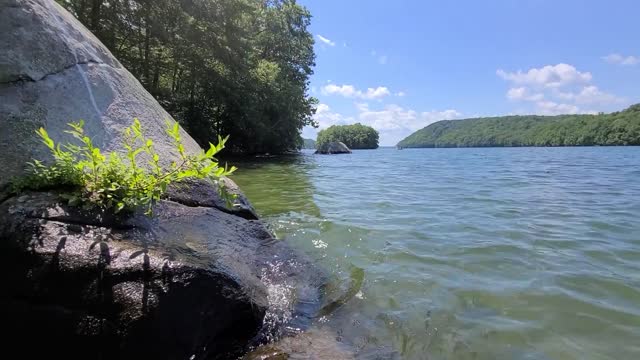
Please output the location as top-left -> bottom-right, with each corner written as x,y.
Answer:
258,259 -> 298,342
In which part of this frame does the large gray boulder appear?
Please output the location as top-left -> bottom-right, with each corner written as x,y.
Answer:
0,0 -> 253,216
0,192 -> 325,359
315,141 -> 352,154
0,0 -> 199,187
0,1 -> 326,358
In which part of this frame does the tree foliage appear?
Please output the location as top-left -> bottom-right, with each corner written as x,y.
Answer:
302,138 -> 315,149
56,0 -> 318,154
13,119 -> 235,215
316,123 -> 379,149
397,104 -> 640,148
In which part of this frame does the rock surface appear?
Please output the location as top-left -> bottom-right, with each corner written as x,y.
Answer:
0,191 -> 325,359
244,328 -> 355,360
315,141 -> 352,154
166,177 -> 258,220
0,0 -> 202,187
0,1 -> 327,359
0,0 -> 252,215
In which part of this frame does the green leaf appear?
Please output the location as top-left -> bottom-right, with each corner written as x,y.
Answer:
37,128 -> 55,149
17,118 -> 238,218
205,143 -> 216,158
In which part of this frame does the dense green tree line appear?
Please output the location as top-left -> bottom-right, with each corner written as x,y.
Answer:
397,104 -> 640,148
56,0 -> 317,154
302,138 -> 316,149
317,123 -> 379,149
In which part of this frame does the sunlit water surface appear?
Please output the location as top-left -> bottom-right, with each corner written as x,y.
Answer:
231,147 -> 640,360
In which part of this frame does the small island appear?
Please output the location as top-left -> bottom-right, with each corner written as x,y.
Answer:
317,123 -> 380,150
397,104 -> 640,148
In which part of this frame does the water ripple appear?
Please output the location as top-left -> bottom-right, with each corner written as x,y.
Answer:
232,147 -> 640,359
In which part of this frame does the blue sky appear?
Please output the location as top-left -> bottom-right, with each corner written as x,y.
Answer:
299,0 -> 640,145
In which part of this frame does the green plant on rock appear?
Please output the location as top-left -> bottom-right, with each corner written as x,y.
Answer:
13,119 -> 236,215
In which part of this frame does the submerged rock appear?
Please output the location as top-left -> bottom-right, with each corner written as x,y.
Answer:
315,141 -> 352,154
244,328 -> 355,360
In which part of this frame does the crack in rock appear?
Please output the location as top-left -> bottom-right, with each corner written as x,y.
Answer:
1,60 -> 104,85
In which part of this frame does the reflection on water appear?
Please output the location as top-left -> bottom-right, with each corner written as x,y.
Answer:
231,148 -> 640,360
230,154 -> 321,222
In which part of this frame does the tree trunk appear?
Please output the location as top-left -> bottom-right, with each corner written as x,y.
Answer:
152,56 -> 161,93
90,0 -> 101,32
78,0 -> 88,22
143,21 -> 151,87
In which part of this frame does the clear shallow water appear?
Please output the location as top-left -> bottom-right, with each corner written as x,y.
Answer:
231,147 -> 640,360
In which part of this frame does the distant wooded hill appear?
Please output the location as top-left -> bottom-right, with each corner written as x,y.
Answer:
397,104 -> 640,148
302,138 -> 316,149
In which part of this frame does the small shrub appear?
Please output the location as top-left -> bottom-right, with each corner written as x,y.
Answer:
13,119 -> 236,215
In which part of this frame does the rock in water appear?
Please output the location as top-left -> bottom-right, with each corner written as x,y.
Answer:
244,328 -> 355,360
0,192 -> 270,359
0,190 -> 327,358
0,1 -> 326,358
315,141 -> 352,154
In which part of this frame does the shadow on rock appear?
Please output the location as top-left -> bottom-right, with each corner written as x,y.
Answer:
0,192 -> 327,359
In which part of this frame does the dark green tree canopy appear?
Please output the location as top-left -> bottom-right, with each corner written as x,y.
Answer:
57,0 -> 318,154
302,138 -> 316,149
317,123 -> 379,149
397,104 -> 640,148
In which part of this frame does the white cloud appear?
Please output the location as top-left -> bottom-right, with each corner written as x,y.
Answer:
354,102 -> 369,112
356,103 -> 461,144
420,110 -> 462,124
497,63 -> 592,88
396,91 -> 406,97
498,63 -> 626,115
535,101 -> 580,115
302,103 -> 352,139
602,53 -> 639,66
303,102 -> 462,146
365,86 -> 391,99
316,34 -> 335,46
554,86 -> 624,105
316,103 -> 330,113
506,87 -> 544,101
507,85 -> 624,115
322,84 -> 357,97
322,84 -> 391,100
311,103 -> 351,130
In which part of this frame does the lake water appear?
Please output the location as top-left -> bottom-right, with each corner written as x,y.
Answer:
231,147 -> 640,360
